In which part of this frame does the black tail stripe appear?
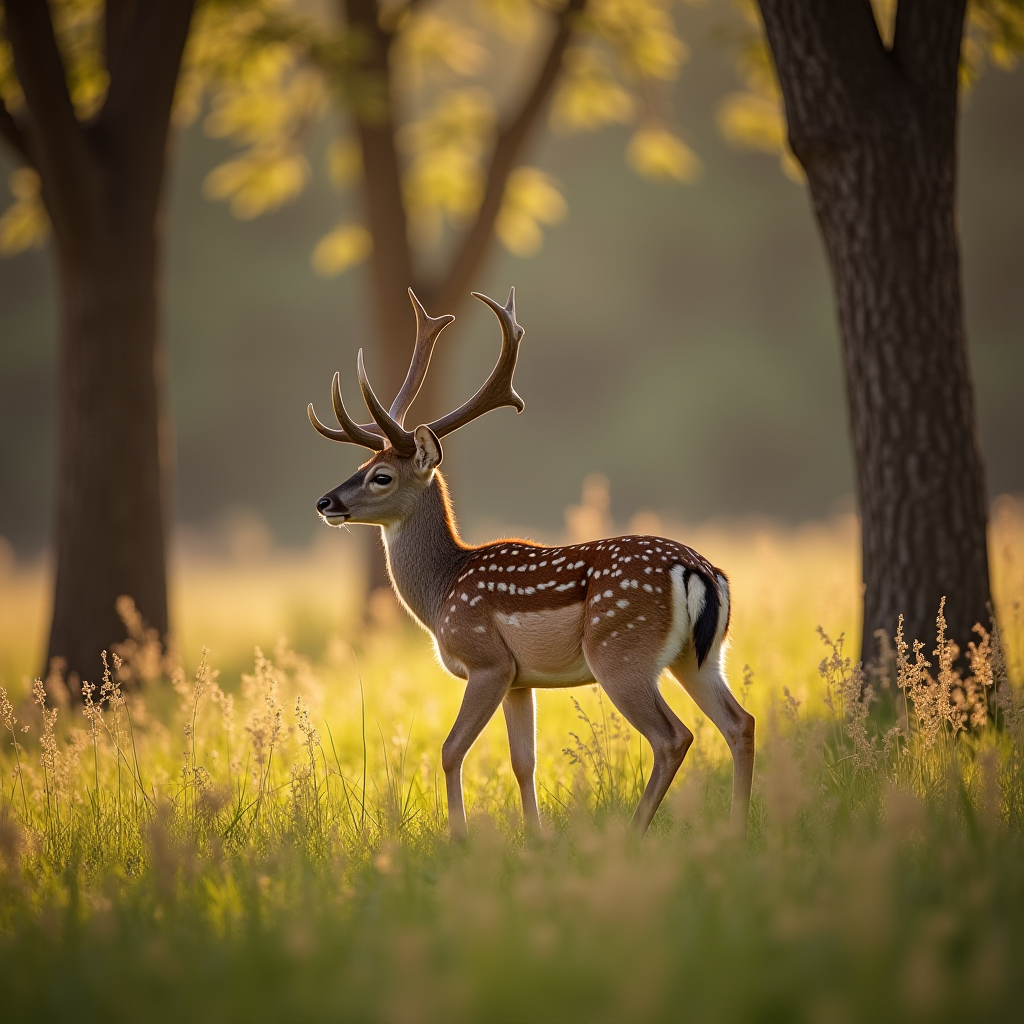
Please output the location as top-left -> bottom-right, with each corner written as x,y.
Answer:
687,565 -> 720,669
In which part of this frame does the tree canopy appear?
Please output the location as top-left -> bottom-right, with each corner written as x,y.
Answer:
2,0 -> 701,278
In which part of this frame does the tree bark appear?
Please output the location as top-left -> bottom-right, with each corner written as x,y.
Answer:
47,235 -> 169,688
757,0 -> 991,658
3,0 -> 195,687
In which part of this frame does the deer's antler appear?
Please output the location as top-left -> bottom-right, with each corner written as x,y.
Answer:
390,290 -> 455,427
309,288 -> 524,453
424,289 -> 525,439
307,372 -> 387,450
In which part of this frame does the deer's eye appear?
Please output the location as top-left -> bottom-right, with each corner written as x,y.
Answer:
372,473 -> 393,486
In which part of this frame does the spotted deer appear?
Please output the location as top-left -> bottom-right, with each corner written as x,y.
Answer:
310,289 -> 754,840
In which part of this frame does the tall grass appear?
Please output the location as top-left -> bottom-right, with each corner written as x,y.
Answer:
0,498 -> 1023,1022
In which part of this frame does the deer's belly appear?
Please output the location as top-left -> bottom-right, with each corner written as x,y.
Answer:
494,603 -> 593,687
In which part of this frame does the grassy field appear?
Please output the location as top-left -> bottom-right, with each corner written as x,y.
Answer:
1,497 -> 1023,1022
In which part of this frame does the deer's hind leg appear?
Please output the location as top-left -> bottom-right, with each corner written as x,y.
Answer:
669,648 -> 754,834
586,649 -> 694,837
503,687 -> 541,836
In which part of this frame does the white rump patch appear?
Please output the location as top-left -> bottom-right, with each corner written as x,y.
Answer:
686,573 -> 706,625
657,564 -> 691,668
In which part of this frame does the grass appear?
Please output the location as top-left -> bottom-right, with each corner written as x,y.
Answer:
1,497 -> 1023,1023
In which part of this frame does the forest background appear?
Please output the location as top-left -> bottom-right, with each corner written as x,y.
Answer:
1,0 -> 1021,574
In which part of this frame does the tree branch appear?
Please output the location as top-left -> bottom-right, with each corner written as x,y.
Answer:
755,0 -> 897,166
4,0 -> 97,245
341,0 -> 419,397
891,0 -> 966,142
95,0 -> 196,215
103,0 -> 138,80
430,0 -> 586,313
0,94 -> 34,165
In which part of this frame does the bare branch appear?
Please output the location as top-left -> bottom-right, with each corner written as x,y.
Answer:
341,0 -> 418,398
892,0 -> 966,142
0,94 -> 33,165
431,0 -> 586,313
104,0 -> 138,79
3,0 -> 97,245
755,0 -> 897,167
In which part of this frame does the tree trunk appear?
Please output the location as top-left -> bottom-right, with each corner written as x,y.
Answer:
3,0 -> 196,689
757,0 -> 991,659
806,118 -> 990,660
47,233 -> 169,688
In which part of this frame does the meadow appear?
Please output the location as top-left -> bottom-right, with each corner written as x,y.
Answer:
0,495 -> 1023,1023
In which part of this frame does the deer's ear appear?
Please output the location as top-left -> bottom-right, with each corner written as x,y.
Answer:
412,424 -> 443,477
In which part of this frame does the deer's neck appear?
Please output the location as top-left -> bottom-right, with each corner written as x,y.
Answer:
381,472 -> 469,632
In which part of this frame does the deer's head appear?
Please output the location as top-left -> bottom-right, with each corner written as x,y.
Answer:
310,289 -> 524,528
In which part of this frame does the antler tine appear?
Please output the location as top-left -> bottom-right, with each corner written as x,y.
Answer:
331,368 -> 387,448
308,402 -> 352,443
388,289 -> 456,427
357,350 -> 417,455
308,373 -> 385,449
426,288 -> 525,439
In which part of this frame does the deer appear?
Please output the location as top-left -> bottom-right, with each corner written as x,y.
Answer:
309,289 -> 754,841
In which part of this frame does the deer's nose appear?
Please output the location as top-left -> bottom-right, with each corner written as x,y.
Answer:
317,496 -> 332,513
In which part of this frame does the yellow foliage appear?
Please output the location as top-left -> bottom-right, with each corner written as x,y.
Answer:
718,91 -> 803,182
204,46 -> 324,147
174,3 -> 281,128
476,0 -> 542,40
964,0 -> 1024,79
719,91 -> 785,154
0,169 -> 50,255
311,222 -> 373,277
626,126 -> 700,182
400,88 -> 496,244
550,47 -> 634,133
49,0 -> 109,118
394,11 -> 487,91
495,166 -> 567,257
203,148 -> 309,219
588,0 -> 687,81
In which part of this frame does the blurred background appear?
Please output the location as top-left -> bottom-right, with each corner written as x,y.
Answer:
1,1 -> 1022,562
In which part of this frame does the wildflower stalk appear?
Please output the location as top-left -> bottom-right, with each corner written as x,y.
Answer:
1,686 -> 29,820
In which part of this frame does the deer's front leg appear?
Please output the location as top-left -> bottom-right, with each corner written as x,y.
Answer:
503,687 -> 541,836
442,661 -> 515,841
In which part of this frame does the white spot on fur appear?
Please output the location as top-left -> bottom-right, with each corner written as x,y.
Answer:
554,581 -> 576,592
474,625 -> 486,633
616,599 -> 629,609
